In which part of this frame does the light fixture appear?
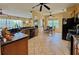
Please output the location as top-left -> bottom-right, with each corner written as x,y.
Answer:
26,20 -> 29,24
48,11 -> 52,19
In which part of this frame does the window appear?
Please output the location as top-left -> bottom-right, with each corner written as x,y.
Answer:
48,20 -> 53,27
34,20 -> 38,26
0,18 -> 23,29
52,20 -> 59,28
48,19 -> 59,28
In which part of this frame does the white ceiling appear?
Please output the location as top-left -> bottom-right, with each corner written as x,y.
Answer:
0,3 -> 76,17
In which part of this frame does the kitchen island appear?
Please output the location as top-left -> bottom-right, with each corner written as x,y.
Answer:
1,32 -> 29,55
71,35 -> 79,55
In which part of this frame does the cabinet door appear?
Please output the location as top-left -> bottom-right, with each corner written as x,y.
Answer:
1,38 -> 28,55
1,42 -> 17,55
15,38 -> 28,55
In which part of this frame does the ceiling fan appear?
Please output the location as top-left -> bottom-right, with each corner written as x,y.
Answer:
32,3 -> 50,12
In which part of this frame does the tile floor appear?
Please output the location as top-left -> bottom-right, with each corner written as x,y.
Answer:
28,28 -> 70,55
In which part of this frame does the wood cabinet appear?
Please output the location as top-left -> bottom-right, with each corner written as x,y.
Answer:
71,35 -> 79,55
1,32 -> 29,55
21,27 -> 38,38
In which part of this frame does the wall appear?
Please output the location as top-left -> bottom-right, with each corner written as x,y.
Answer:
67,4 -> 79,18
43,4 -> 79,33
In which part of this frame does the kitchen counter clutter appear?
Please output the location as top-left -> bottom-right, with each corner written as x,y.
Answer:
1,32 -> 29,55
1,32 -> 28,46
72,35 -> 79,55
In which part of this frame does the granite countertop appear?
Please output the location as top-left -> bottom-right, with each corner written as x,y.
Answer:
73,35 -> 79,40
1,32 -> 29,46
72,35 -> 79,44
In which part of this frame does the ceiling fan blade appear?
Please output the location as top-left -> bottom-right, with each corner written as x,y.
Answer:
32,4 -> 40,8
44,4 -> 50,10
40,5 -> 42,12
43,3 -> 47,4
40,3 -> 47,5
